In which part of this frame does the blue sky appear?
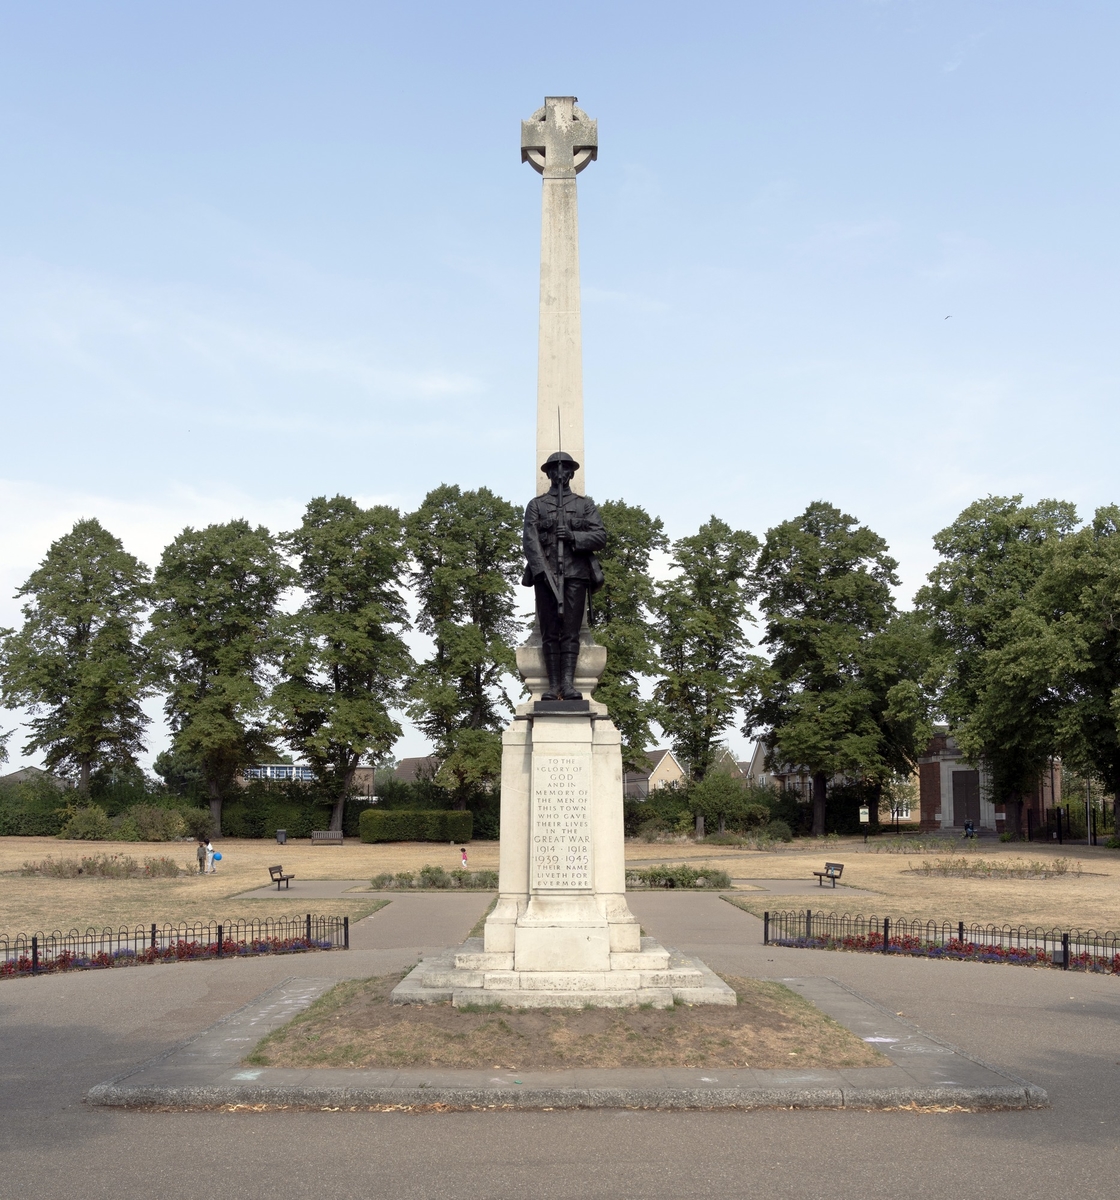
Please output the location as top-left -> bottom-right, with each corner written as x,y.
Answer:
2,1 -> 1118,770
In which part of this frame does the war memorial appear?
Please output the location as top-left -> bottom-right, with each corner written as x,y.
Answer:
393,98 -> 734,1008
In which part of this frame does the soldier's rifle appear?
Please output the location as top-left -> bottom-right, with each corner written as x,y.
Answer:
554,408 -> 567,616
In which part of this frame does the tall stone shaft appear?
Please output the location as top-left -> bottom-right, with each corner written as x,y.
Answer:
521,97 -> 597,496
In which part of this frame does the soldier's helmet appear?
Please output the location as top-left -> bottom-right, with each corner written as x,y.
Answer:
541,451 -> 580,473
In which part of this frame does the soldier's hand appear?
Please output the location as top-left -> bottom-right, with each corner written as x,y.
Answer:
556,528 -> 570,541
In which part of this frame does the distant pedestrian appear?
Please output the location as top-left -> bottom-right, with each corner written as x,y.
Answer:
205,839 -> 215,873
196,838 -> 207,875
460,847 -> 468,868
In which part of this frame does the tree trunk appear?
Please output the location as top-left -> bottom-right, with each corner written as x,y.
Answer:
695,812 -> 705,839
79,760 -> 91,796
718,814 -> 726,835
812,771 -> 827,837
330,765 -> 358,833
207,779 -> 223,837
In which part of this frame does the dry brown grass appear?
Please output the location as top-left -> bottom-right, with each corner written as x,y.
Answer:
0,836 -> 496,934
647,836 -> 1120,930
2,833 -> 1117,936
244,972 -> 886,1071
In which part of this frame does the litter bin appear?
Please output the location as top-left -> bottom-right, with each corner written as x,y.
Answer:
276,829 -> 287,845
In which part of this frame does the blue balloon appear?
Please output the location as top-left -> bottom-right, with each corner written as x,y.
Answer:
213,852 -> 222,861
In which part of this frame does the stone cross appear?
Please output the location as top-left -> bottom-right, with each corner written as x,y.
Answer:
521,97 -> 597,495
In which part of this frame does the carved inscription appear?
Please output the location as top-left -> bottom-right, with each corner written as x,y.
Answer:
531,755 -> 592,891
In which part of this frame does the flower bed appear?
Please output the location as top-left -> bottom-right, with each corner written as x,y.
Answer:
770,933 -> 1120,974
0,934 -> 338,978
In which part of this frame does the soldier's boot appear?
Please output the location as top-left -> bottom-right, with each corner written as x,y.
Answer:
559,650 -> 583,700
541,649 -> 562,701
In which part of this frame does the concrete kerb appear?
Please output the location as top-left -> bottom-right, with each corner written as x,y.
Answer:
86,974 -> 1049,1113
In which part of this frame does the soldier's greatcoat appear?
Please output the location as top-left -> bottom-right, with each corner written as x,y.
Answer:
522,486 -> 606,589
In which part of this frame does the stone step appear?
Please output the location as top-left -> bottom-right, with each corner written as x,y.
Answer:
419,968 -> 485,990
610,950 -> 670,970
672,985 -> 738,1007
454,951 -> 514,971
640,969 -> 704,988
484,970 -> 642,991
452,987 -> 675,1010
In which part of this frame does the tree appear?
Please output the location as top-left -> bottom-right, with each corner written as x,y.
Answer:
405,485 -> 522,806
273,496 -> 413,831
688,767 -> 746,837
593,500 -> 668,772
916,495 -> 1077,804
744,501 -> 914,836
0,518 -> 151,793
653,516 -> 758,794
147,520 -> 291,833
980,505 -> 1120,799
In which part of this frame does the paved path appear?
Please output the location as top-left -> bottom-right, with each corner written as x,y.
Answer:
232,878 -> 372,899
2,890 -> 1118,1200
730,878 -> 879,896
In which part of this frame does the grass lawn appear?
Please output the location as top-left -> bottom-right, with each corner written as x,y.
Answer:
642,836 -> 1120,931
2,833 -> 1117,937
244,972 -> 887,1071
0,836 -> 487,934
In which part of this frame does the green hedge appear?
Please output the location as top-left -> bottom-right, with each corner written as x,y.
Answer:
359,808 -> 473,843
0,778 -> 70,836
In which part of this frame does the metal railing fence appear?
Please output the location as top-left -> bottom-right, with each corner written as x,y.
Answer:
1,913 -> 349,978
763,909 -> 1120,973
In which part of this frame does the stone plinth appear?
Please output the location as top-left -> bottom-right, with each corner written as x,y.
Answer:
391,693 -> 737,1010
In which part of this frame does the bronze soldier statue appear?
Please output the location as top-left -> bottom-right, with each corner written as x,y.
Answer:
522,451 -> 606,700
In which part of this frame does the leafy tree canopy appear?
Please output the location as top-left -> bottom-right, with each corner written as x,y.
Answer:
916,495 -> 1077,802
744,501 -> 922,835
147,519 -> 291,831
406,485 -> 522,803
274,495 -> 413,830
593,500 -> 667,772
653,516 -> 758,782
0,518 -> 151,792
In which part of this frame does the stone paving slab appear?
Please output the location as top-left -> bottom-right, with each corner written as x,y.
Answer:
731,879 -> 879,897
231,879 -> 373,899
86,974 -> 1048,1112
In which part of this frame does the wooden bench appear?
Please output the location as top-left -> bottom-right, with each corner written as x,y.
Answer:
311,830 -> 344,846
268,865 -> 294,890
813,861 -> 844,887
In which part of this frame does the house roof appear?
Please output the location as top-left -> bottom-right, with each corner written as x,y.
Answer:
394,756 -> 441,783
626,747 -> 681,781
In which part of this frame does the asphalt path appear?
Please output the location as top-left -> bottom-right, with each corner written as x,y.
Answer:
1,890 -> 1117,1200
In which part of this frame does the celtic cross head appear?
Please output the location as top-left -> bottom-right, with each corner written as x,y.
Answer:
521,97 -> 598,177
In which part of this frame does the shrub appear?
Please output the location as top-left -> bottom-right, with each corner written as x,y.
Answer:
764,819 -> 793,842
22,856 -> 83,878
142,856 -> 182,877
0,776 -> 71,836
744,803 -> 771,829
79,853 -> 138,877
1105,835 -> 1120,850
371,866 -> 497,889
60,805 -> 113,840
126,805 -> 187,841
113,814 -> 142,841
358,808 -> 473,843
626,864 -> 732,889
180,808 -> 215,839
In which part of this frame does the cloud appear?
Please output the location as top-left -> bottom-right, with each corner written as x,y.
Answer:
943,31 -> 987,74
